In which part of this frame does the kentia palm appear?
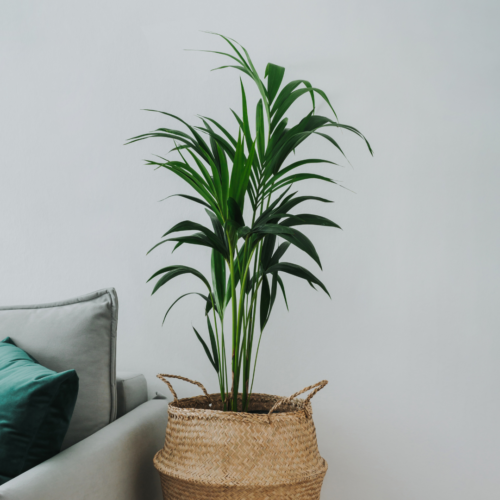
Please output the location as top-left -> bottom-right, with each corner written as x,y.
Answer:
128,33 -> 372,412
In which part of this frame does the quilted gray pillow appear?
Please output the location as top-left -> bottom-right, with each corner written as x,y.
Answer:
0,288 -> 118,449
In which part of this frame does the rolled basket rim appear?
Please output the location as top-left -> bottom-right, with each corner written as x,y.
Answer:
167,391 -> 312,420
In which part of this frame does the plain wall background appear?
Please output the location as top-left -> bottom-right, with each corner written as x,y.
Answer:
1,1 -> 499,498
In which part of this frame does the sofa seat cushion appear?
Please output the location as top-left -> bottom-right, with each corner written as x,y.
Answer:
0,289 -> 118,449
0,337 -> 79,485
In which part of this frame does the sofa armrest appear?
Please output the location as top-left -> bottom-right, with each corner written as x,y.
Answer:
116,372 -> 148,418
0,400 -> 168,500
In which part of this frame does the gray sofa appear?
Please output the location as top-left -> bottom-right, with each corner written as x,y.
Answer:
0,289 -> 167,500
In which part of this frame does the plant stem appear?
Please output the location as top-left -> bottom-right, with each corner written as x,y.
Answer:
233,242 -> 255,411
227,238 -> 238,411
210,291 -> 225,406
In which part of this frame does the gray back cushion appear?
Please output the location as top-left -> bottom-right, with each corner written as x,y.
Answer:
0,288 -> 118,449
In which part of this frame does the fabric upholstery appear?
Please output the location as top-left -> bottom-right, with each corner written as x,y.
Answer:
0,338 -> 79,485
116,372 -> 148,418
0,289 -> 118,449
0,400 -> 168,500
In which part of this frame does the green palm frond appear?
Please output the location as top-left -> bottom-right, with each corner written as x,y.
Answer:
129,33 -> 372,411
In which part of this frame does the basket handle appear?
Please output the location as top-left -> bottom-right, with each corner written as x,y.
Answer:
267,380 -> 328,423
157,374 -> 211,406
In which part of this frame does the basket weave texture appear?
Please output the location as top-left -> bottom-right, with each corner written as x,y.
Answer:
154,374 -> 328,500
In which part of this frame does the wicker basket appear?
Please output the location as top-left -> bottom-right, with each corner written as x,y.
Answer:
154,374 -> 328,500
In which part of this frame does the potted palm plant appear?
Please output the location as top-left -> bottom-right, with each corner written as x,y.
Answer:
128,33 -> 371,500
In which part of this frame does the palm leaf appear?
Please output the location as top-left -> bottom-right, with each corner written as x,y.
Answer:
280,213 -> 341,229
193,326 -> 218,372
267,262 -> 330,297
147,265 -> 211,294
162,292 -> 209,325
265,63 -> 286,105
252,224 -> 322,269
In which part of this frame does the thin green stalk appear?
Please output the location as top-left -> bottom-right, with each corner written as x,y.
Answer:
242,317 -> 253,411
227,238 -> 238,411
240,187 -> 267,410
210,293 -> 225,406
250,328 -> 264,395
220,321 -> 228,410
244,276 -> 263,407
232,243 -> 255,410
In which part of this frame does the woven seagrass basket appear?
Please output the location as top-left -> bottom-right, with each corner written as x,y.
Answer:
154,374 -> 328,500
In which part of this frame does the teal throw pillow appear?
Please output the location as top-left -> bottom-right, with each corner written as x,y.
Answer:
0,337 -> 79,485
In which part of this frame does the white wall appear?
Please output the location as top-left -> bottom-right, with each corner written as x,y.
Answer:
1,1 -> 499,498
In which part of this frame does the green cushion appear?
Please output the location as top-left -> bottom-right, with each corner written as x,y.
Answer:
0,337 -> 79,485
